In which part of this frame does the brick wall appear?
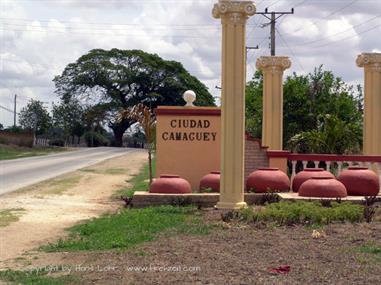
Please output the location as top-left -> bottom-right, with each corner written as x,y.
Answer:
244,134 -> 269,181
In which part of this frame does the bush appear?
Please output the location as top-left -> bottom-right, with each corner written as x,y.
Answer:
49,138 -> 65,147
84,131 -> 109,147
240,201 -> 364,226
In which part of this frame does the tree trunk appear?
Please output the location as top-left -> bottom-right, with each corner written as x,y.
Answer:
110,118 -> 132,147
113,128 -> 124,147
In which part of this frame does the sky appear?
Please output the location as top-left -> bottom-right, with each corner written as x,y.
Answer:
0,0 -> 380,127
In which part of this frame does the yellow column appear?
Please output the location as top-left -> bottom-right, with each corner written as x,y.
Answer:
213,1 -> 255,209
256,56 -> 291,150
356,53 -> 381,155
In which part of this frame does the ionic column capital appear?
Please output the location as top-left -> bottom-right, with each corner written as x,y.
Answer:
256,56 -> 291,74
212,1 -> 256,24
356,53 -> 381,72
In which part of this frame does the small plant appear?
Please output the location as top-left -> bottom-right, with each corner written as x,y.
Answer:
363,196 -> 378,207
169,196 -> 193,207
120,196 -> 133,208
200,187 -> 214,193
246,187 -> 257,193
320,199 -> 332,208
364,206 -> 376,223
260,192 -> 280,205
221,210 -> 242,223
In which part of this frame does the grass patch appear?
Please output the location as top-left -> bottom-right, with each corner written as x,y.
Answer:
115,157 -> 156,198
0,208 -> 25,227
41,205 -> 210,252
240,201 -> 364,226
80,168 -> 127,175
357,242 -> 381,263
41,176 -> 82,195
0,268 -> 78,285
0,144 -> 68,160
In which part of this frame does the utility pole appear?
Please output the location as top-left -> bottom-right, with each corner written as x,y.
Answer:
257,8 -> 294,56
13,94 -> 17,127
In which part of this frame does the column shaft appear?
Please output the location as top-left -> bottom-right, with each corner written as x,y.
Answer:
357,53 -> 381,155
213,1 -> 255,209
256,56 -> 291,150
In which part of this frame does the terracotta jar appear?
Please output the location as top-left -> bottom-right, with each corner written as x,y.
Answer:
299,177 -> 347,198
246,168 -> 290,193
150,175 -> 192,194
199,171 -> 220,192
292,168 -> 335,192
337,167 -> 380,196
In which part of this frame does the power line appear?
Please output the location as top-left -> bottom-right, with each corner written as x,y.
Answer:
281,0 -> 358,35
276,28 -> 305,73
0,17 -> 261,29
297,14 -> 381,46
0,104 -> 19,115
310,22 -> 381,48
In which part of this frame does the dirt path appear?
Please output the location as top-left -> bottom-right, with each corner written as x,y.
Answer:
0,149 -> 147,267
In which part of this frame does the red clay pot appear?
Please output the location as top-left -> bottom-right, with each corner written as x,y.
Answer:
150,174 -> 192,194
292,168 -> 335,192
246,168 -> 290,193
337,167 -> 380,196
199,171 -> 220,192
299,177 -> 347,198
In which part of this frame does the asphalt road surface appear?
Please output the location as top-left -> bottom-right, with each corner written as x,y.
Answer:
0,147 -> 136,195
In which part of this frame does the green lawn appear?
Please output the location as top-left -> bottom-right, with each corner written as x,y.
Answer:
0,144 -> 68,160
41,205 -> 209,252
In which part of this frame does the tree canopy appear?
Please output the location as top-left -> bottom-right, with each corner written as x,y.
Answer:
19,100 -> 51,135
246,66 -> 363,154
54,49 -> 215,146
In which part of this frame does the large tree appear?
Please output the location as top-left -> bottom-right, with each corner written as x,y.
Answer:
19,100 -> 51,135
246,66 -> 363,154
54,49 -> 215,146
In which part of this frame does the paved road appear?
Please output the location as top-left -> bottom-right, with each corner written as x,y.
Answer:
0,147 -> 136,195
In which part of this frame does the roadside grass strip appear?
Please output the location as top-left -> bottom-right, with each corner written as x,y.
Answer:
115,157 -> 155,198
0,145 -> 68,160
0,208 -> 25,227
41,157 -> 209,252
41,206 -> 210,252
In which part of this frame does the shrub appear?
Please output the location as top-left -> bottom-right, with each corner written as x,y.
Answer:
240,201 -> 364,226
84,131 -> 109,147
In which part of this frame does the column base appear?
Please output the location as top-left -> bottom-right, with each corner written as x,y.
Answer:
216,201 -> 247,210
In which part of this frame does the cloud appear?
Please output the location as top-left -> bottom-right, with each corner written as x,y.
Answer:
0,0 -> 380,127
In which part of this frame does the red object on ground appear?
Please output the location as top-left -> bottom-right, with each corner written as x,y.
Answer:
199,171 -> 220,192
149,175 -> 192,194
246,168 -> 290,193
292,168 -> 335,192
337,167 -> 380,196
298,177 -> 347,198
267,265 -> 291,274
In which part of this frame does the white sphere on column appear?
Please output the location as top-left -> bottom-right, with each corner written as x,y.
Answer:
183,90 -> 196,107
